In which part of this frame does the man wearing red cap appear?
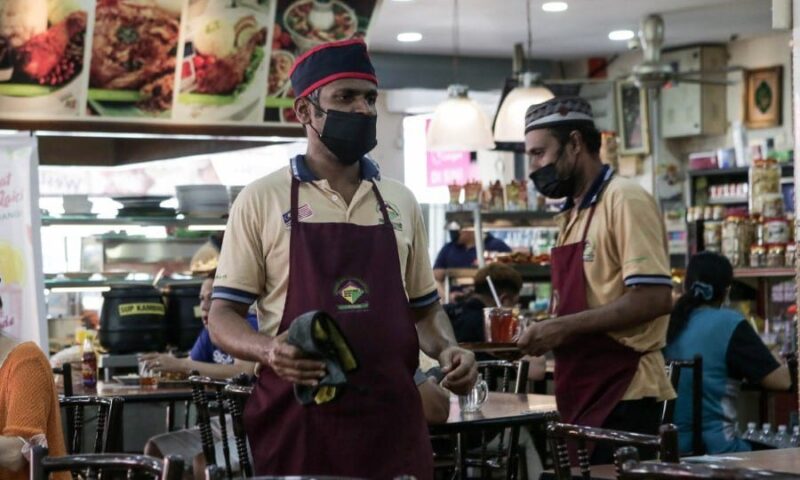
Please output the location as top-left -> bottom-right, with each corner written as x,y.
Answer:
208,39 -> 476,479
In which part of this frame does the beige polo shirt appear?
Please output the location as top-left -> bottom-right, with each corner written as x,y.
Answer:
212,156 -> 439,335
554,166 -> 675,401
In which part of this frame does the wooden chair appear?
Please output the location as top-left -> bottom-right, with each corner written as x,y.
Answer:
52,363 -> 73,398
59,396 -> 123,454
29,445 -> 184,480
614,446 -> 800,479
223,374 -> 254,478
546,422 -> 680,480
663,355 -> 704,456
190,374 -> 254,480
446,360 -> 531,480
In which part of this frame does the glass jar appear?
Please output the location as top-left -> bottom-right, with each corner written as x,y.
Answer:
767,244 -> 786,268
750,245 -> 766,268
703,220 -> 722,253
722,216 -> 752,267
750,159 -> 781,216
763,217 -> 790,245
785,243 -> 796,268
762,193 -> 785,218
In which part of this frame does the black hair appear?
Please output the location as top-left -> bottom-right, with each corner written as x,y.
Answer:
473,264 -> 523,298
667,251 -> 733,342
548,122 -> 602,155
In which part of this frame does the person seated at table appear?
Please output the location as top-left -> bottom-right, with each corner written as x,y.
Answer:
139,270 -> 259,379
0,319 -> 68,480
664,252 -> 791,455
433,222 -> 511,302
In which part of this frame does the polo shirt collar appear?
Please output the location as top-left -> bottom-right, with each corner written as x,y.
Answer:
290,155 -> 381,182
561,164 -> 614,212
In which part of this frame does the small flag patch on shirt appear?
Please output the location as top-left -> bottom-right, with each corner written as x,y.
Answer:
283,203 -> 314,227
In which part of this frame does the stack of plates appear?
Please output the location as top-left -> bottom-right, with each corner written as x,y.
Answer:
228,185 -> 245,208
113,196 -> 175,217
175,185 -> 229,218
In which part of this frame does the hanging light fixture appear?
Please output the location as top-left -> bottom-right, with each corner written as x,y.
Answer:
426,0 -> 495,152
493,0 -> 554,143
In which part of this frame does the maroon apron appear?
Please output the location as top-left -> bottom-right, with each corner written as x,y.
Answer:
550,204 -> 642,428
243,177 -> 433,479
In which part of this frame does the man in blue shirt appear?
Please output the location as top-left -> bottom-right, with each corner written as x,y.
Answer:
433,221 -> 511,301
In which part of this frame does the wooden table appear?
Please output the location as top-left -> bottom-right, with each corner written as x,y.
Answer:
430,393 -> 558,480
587,448 -> 800,479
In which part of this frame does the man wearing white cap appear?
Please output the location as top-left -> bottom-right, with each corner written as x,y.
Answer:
517,96 -> 675,462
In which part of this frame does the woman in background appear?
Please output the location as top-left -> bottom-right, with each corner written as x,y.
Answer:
664,252 -> 791,454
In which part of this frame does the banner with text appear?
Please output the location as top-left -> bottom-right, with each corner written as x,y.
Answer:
0,136 -> 47,347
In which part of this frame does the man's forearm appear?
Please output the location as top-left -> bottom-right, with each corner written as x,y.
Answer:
560,285 -> 671,339
208,301 -> 272,364
413,303 -> 458,359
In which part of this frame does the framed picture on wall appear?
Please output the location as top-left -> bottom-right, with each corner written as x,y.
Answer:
744,66 -> 782,129
615,80 -> 650,155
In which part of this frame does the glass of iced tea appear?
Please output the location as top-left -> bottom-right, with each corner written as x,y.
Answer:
483,307 -> 520,343
138,357 -> 159,389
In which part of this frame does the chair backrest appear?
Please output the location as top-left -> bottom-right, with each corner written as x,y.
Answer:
59,396 -> 123,454
615,446 -> 800,479
664,355 -> 704,456
546,422 -> 680,480
52,363 -> 73,398
30,445 -> 184,480
190,373 -> 255,480
223,374 -> 254,478
477,360 -> 530,394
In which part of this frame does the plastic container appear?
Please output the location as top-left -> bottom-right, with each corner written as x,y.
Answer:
163,283 -> 203,350
99,286 -> 166,354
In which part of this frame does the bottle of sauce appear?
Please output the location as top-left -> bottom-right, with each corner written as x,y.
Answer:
81,332 -> 97,388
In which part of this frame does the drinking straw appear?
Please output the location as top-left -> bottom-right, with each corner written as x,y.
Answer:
485,276 -> 502,308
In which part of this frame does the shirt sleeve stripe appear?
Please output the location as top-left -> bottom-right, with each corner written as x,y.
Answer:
212,286 -> 258,305
624,275 -> 673,287
409,290 -> 440,308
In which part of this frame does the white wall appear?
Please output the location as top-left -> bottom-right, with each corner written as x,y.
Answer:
373,93 -> 407,182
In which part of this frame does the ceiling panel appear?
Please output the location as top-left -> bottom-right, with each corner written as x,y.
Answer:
368,0 -> 774,59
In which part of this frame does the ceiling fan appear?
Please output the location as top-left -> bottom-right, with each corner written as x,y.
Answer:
626,14 -> 740,89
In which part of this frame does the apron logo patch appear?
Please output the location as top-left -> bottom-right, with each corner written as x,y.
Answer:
333,278 -> 370,312
282,204 -> 314,228
583,240 -> 595,262
377,201 -> 403,231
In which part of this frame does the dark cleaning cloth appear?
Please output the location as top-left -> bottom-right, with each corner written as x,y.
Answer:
286,310 -> 359,405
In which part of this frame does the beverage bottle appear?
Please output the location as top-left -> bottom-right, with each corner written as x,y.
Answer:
774,425 -> 790,448
790,426 -> 800,447
757,423 -> 774,446
81,332 -> 97,388
741,422 -> 757,440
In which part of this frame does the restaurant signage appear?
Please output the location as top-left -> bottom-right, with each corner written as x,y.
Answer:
0,0 -> 379,130
0,135 -> 47,347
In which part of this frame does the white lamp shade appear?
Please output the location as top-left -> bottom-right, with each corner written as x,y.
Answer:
493,86 -> 555,142
426,96 -> 495,152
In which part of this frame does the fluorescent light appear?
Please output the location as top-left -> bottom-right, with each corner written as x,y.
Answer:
48,286 -> 111,293
397,32 -> 423,43
608,30 -> 635,41
187,224 -> 226,231
541,2 -> 568,12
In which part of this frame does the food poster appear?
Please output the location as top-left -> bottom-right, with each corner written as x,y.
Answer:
87,0 -> 184,119
0,136 -> 48,347
0,0 -> 92,117
263,0 -> 379,124
173,0 -> 273,123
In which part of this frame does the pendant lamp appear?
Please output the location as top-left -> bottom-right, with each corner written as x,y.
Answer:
426,0 -> 495,152
492,0 -> 554,143
493,72 -> 554,142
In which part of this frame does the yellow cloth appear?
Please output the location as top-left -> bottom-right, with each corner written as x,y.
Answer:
554,175 -> 675,401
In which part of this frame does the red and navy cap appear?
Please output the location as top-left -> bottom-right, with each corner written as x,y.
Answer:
289,39 -> 378,99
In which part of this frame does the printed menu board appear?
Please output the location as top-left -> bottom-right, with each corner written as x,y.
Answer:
0,0 -> 91,117
0,0 -> 379,128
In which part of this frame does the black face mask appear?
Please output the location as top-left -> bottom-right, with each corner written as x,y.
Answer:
529,145 -> 576,199
449,231 -> 460,243
307,102 -> 377,166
